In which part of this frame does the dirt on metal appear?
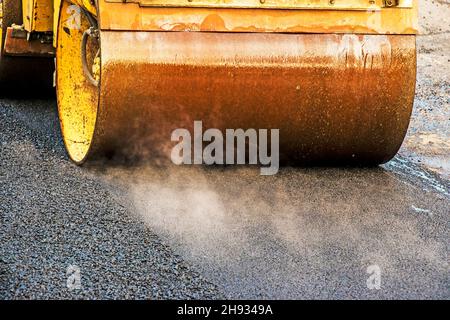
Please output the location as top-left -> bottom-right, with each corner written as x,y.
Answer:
86,32 -> 416,165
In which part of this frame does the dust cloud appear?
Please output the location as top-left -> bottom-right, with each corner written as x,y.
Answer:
93,162 -> 448,298
80,0 -> 450,297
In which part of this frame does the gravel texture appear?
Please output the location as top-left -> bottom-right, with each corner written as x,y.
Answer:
0,99 -> 221,299
95,158 -> 449,299
399,0 -> 450,179
1,97 -> 448,299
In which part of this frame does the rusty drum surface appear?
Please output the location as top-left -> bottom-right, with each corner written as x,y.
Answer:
84,31 -> 415,164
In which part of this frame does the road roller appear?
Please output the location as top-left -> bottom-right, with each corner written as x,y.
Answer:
0,0 -> 418,165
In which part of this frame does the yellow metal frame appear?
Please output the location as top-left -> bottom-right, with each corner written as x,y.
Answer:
5,0 -> 419,53
21,0 -> 418,50
98,0 -> 418,34
105,0 -> 413,10
22,0 -> 53,32
0,2 -> 3,50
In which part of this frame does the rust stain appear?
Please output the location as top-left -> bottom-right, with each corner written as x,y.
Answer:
3,27 -> 55,57
84,31 -> 416,165
200,14 -> 227,31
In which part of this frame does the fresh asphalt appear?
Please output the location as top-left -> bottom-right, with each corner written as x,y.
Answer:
0,97 -> 448,299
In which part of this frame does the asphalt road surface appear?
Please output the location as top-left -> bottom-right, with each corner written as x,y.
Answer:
0,92 -> 450,299
0,96 -> 448,299
1,1 -> 449,300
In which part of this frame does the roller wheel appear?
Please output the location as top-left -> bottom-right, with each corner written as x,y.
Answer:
56,0 -> 100,163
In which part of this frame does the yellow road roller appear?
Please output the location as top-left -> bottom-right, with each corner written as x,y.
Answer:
0,0 -> 418,165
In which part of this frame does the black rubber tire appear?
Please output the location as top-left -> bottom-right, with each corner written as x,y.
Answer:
0,0 -> 54,96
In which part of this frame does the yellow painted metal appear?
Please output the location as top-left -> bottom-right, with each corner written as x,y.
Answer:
56,0 -> 99,163
0,2 -> 2,52
69,0 -> 97,15
22,0 -> 53,32
53,0 -> 60,46
105,0 -> 413,10
98,0 -> 418,34
52,0 -> 96,51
